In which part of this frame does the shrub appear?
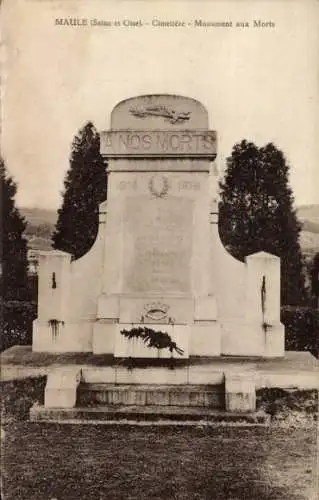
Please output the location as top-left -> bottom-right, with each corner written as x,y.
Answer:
256,388 -> 318,415
0,300 -> 37,352
1,376 -> 46,421
281,306 -> 318,357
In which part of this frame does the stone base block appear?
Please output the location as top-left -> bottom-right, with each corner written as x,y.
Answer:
225,373 -> 256,413
92,321 -> 117,354
264,323 -> 285,358
32,320 -> 93,352
45,367 -> 82,408
190,322 -> 221,356
221,321 -> 285,358
221,322 -> 264,357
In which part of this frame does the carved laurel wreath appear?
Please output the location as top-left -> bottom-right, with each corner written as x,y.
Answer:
149,175 -> 170,198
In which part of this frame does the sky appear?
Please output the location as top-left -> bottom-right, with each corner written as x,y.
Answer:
2,0 -> 319,210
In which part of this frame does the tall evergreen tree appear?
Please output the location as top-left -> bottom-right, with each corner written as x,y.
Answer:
219,140 -> 305,306
311,252 -> 319,308
52,122 -> 107,259
1,157 -> 29,300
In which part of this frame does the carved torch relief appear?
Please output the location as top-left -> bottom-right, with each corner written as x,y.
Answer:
129,105 -> 191,124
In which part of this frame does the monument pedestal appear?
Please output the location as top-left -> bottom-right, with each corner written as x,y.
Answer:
93,292 -> 221,357
32,94 -> 285,361
92,321 -> 222,357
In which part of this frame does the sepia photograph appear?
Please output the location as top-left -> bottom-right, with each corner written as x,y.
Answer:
1,0 -> 318,498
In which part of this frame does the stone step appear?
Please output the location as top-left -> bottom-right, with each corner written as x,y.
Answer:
76,383 -> 224,408
30,404 -> 270,426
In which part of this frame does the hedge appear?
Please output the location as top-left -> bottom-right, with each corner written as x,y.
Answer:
0,300 -> 37,352
281,306 -> 318,357
256,388 -> 318,415
1,301 -> 317,358
1,376 -> 46,422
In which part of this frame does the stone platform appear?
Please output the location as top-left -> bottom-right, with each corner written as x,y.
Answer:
1,347 -> 318,390
30,405 -> 270,427
2,347 -> 317,426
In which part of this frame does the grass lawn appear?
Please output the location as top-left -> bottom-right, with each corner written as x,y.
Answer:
1,376 -> 317,499
1,422 -> 317,500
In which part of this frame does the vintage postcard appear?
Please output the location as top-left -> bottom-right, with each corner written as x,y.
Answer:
1,1 -> 318,499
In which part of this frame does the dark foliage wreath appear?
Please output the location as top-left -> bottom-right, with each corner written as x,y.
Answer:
120,326 -> 184,356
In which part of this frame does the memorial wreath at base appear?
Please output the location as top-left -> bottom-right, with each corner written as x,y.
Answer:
120,326 -> 184,357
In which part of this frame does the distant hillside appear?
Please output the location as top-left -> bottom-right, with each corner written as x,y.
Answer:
28,236 -> 53,251
19,205 -> 319,255
296,204 -> 319,220
299,231 -> 319,255
20,207 -> 58,226
296,205 -> 319,256
20,207 -> 57,251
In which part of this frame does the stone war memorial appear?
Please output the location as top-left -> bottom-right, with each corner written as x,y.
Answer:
28,95 -> 317,424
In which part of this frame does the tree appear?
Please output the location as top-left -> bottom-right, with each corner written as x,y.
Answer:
310,253 -> 319,308
219,140 -> 305,306
52,122 -> 107,260
1,157 -> 30,301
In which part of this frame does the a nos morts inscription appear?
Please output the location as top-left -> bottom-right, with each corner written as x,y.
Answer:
100,130 -> 216,157
124,196 -> 193,293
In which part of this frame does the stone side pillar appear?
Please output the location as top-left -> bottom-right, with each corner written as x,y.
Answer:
245,252 -> 285,357
44,367 -> 82,408
37,251 -> 71,320
32,251 -> 71,351
225,373 -> 256,413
